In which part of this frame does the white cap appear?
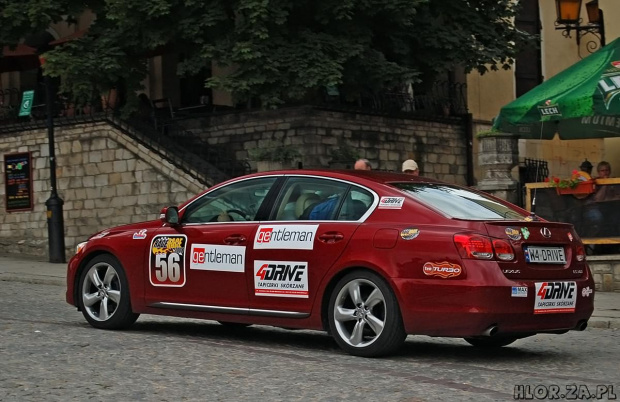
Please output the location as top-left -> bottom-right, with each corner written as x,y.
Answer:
402,159 -> 418,172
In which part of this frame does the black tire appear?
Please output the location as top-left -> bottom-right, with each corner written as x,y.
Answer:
77,254 -> 139,329
218,321 -> 252,329
464,336 -> 518,348
328,270 -> 406,357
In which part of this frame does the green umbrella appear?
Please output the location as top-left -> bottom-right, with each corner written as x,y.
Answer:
493,37 -> 620,140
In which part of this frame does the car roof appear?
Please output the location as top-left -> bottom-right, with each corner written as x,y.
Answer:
239,169 -> 442,186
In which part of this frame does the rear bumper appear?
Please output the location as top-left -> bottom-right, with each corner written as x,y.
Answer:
393,264 -> 595,337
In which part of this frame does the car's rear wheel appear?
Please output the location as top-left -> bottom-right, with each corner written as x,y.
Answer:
78,255 -> 139,329
328,271 -> 406,357
463,336 -> 518,348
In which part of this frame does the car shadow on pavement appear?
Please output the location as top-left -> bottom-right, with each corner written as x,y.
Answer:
123,318 -> 560,360
129,319 -> 341,353
398,336 -> 556,361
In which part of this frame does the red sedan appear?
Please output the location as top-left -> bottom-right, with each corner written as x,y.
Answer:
66,170 -> 594,357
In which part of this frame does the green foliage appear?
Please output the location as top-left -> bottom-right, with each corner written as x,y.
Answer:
329,140 -> 360,163
249,142 -> 301,162
0,0 -> 535,111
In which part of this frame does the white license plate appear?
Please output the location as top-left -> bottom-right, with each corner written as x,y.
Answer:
524,246 -> 566,264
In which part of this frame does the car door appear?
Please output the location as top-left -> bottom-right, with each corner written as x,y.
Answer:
144,177 -> 279,310
247,176 -> 374,314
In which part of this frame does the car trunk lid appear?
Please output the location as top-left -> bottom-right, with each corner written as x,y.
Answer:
483,220 -> 585,280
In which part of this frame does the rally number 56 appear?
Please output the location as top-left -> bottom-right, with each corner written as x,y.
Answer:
155,253 -> 181,282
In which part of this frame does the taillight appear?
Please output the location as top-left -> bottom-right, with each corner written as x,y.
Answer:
454,234 -> 515,261
576,244 -> 585,262
493,239 -> 515,261
454,234 -> 493,259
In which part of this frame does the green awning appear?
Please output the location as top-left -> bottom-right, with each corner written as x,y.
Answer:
493,37 -> 620,140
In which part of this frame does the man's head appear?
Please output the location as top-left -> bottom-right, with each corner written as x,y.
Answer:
597,161 -> 611,178
402,159 -> 419,175
354,159 -> 372,170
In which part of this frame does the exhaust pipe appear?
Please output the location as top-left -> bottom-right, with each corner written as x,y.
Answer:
481,325 -> 499,337
575,320 -> 588,331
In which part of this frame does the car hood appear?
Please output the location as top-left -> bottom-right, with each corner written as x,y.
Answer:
87,219 -> 162,240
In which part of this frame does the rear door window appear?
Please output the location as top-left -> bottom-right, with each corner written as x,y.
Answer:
392,183 -> 526,220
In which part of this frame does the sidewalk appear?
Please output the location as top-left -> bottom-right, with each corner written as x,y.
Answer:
1,254 -> 619,329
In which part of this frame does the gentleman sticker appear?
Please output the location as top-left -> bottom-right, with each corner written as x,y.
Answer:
190,244 -> 245,272
254,225 -> 318,250
534,281 -> 577,314
254,260 -> 309,298
378,196 -> 405,209
149,235 -> 187,287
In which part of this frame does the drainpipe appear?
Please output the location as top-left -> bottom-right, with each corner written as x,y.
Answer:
465,113 -> 474,186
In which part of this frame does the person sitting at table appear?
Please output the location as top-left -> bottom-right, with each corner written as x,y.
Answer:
583,161 -> 619,247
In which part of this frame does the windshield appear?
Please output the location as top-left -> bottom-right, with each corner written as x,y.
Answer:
392,183 -> 527,220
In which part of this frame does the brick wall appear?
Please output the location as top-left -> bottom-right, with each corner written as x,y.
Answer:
0,122 -> 202,259
181,106 -> 469,184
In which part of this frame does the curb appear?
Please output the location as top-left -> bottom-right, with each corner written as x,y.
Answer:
0,274 -> 65,287
588,318 -> 620,330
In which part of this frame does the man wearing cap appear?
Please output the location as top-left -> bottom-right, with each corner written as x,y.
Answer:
402,159 -> 419,175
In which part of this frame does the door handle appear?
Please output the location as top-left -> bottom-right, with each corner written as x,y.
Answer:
224,234 -> 247,245
318,232 -> 345,244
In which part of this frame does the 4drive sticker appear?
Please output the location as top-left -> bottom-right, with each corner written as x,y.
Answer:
505,227 -> 522,241
254,225 -> 318,250
378,196 -> 405,209
190,244 -> 245,273
423,261 -> 462,278
534,281 -> 577,314
254,260 -> 309,298
149,235 -> 187,287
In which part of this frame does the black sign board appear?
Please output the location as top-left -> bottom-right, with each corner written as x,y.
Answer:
4,152 -> 33,212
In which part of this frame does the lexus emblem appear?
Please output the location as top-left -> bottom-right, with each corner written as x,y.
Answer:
541,227 -> 552,238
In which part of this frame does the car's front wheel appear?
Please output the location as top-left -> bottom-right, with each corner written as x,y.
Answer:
78,254 -> 139,329
328,270 -> 406,357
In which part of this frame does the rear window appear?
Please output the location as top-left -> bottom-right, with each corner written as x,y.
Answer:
392,183 -> 527,220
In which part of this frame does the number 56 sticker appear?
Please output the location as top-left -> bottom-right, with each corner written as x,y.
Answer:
149,235 -> 187,287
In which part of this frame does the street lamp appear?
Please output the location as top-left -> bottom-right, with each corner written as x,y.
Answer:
555,0 -> 606,55
39,55 -> 66,263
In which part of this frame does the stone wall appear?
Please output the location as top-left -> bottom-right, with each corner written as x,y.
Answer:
0,108 -> 469,260
587,255 -> 620,292
181,106 -> 469,185
0,122 -> 203,259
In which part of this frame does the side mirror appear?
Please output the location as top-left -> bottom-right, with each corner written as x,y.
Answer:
160,206 -> 180,225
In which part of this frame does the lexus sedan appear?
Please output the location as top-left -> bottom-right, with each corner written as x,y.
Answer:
66,170 -> 594,357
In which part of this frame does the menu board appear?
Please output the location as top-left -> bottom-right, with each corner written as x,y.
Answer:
4,152 -> 33,211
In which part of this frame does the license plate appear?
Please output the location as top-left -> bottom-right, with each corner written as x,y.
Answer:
524,246 -> 566,264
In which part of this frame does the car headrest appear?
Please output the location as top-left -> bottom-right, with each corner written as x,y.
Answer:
295,193 -> 321,218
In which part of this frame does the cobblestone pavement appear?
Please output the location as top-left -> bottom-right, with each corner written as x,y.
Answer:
1,281 -> 619,402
